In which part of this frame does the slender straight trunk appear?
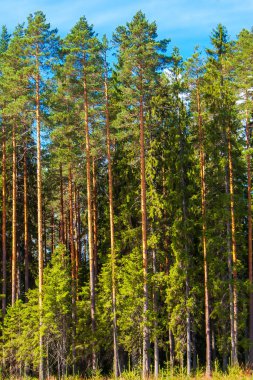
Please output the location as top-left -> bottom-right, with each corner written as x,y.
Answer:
211,325 -> 216,362
92,157 -> 98,282
36,49 -> 44,380
186,276 -> 191,375
74,183 -> 79,293
227,124 -> 238,365
24,134 -> 29,295
2,122 -> 7,317
226,188 -> 235,365
68,166 -> 76,281
197,88 -> 211,377
246,106 -> 253,364
223,130 -> 235,363
43,205 -> 47,263
178,106 -> 191,375
17,247 -> 21,300
192,328 -> 197,372
104,63 -> 120,377
163,164 -> 174,374
51,209 -> 54,257
77,187 -> 81,280
60,164 -> 65,244
152,249 -> 159,378
11,124 -> 17,305
68,165 -> 76,369
65,215 -> 68,251
139,74 -> 150,377
83,74 -> 96,370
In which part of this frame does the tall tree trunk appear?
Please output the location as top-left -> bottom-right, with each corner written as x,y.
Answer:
226,210 -> 235,364
68,165 -> 76,370
65,215 -> 68,251
104,64 -> 120,377
139,74 -> 150,377
152,249 -> 159,378
227,124 -> 238,365
68,167 -> 76,284
197,88 -> 211,377
11,124 -> 17,305
36,50 -> 44,380
43,204 -> 47,263
51,209 -> 54,257
92,158 -> 98,283
84,74 -> 96,370
178,104 -> 191,376
2,122 -> 7,317
74,183 -> 79,293
76,186 -> 81,285
60,163 -> 65,244
24,133 -> 29,296
186,275 -> 191,375
246,106 -> 253,364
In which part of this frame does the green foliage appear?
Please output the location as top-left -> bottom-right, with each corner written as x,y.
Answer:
0,10 -> 252,379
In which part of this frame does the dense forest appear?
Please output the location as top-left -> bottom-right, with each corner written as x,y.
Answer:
0,9 -> 252,379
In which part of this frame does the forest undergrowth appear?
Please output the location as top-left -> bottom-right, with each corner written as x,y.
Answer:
4,367 -> 253,380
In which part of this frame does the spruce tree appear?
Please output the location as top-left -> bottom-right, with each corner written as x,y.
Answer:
233,29 -> 253,365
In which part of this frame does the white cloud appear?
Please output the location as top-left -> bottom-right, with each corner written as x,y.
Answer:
0,0 -> 252,57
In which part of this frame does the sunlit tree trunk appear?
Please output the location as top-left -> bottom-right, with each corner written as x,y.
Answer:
24,133 -> 29,296
11,124 -> 17,305
84,73 -> 96,370
104,63 -> 120,377
36,48 -> 44,380
92,157 -> 98,282
51,209 -> 54,257
60,163 -> 65,244
2,122 -> 7,316
227,123 -> 238,365
68,165 -> 76,370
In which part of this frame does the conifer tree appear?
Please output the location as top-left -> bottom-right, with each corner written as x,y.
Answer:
113,11 -> 169,377
233,29 -> 253,364
186,48 -> 212,376
63,16 -> 103,370
0,25 -> 10,317
103,36 -> 120,377
25,12 -> 59,378
204,24 -> 246,367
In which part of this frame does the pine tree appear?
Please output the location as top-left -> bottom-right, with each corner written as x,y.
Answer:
0,25 -> 10,317
113,11 -> 169,377
103,35 -> 120,377
25,12 -> 59,378
63,16 -> 103,370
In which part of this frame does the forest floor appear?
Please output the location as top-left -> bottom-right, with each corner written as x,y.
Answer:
39,371 -> 253,380
7,370 -> 253,379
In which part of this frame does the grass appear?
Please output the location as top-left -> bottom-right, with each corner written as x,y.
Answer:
5,367 -> 253,379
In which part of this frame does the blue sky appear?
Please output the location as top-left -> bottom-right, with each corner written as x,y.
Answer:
0,0 -> 252,58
